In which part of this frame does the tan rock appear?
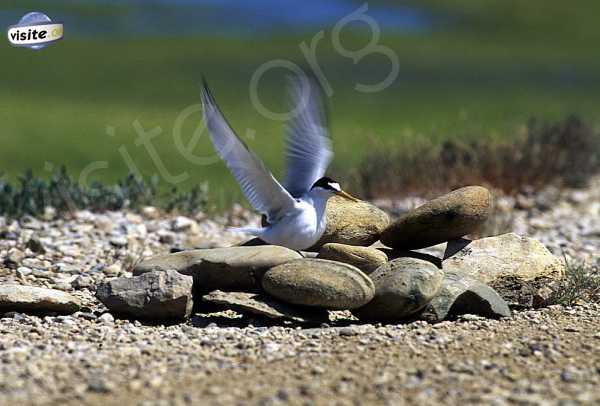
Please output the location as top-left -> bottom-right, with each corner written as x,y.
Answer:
0,285 -> 81,314
381,186 -> 492,249
317,243 -> 388,274
442,233 -> 564,307
311,195 -> 390,249
262,258 -> 375,310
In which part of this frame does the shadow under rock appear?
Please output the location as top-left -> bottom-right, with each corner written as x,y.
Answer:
378,248 -> 443,269
238,237 -> 267,247
191,313 -> 329,328
442,238 -> 472,260
192,300 -> 325,328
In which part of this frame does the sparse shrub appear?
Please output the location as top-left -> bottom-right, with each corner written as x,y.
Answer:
163,183 -> 209,214
0,167 -> 208,218
341,116 -> 600,199
549,256 -> 600,305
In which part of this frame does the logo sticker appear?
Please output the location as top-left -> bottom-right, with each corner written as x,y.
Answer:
7,12 -> 64,50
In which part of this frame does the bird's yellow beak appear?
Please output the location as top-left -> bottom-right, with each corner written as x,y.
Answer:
335,190 -> 360,202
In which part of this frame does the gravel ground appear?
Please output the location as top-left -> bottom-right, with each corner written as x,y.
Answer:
1,304 -> 599,405
1,180 -> 599,405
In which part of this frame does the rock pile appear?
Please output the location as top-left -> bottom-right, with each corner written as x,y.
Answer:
94,185 -> 564,324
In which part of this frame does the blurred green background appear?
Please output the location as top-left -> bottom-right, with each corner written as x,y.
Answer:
2,0 -> 600,207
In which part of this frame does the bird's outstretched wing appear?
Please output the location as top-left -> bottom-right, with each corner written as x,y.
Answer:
201,80 -> 296,223
283,74 -> 333,198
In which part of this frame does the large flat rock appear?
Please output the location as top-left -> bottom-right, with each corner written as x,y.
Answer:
134,246 -> 302,293
203,290 -> 329,324
442,233 -> 564,307
0,285 -> 81,315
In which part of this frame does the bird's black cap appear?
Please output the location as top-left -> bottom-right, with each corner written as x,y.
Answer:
311,176 -> 340,191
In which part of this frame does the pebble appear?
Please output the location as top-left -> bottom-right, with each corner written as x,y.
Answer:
141,206 -> 160,219
16,267 -> 32,277
109,236 -> 128,247
98,313 -> 115,324
171,216 -> 196,232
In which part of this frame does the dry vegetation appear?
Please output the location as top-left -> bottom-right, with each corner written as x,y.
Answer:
342,116 -> 600,199
550,256 -> 600,305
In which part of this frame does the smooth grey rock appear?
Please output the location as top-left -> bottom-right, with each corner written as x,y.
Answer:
0,284 -> 81,315
352,258 -> 443,321
420,273 -> 511,322
202,290 -> 329,323
381,186 -> 492,249
262,259 -> 375,310
96,270 -> 193,321
133,246 -> 301,293
443,234 -> 564,307
317,243 -> 388,274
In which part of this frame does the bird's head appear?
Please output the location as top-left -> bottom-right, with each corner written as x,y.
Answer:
310,177 -> 360,202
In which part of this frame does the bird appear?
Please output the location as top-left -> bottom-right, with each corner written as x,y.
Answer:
200,73 -> 359,251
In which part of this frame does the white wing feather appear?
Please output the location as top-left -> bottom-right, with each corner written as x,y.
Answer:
201,81 -> 296,223
283,75 -> 333,198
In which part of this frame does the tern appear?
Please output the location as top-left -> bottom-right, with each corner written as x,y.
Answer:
200,74 -> 359,251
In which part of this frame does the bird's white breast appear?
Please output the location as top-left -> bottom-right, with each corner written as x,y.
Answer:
260,197 -> 328,250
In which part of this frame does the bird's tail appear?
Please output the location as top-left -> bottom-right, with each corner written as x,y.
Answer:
227,226 -> 265,236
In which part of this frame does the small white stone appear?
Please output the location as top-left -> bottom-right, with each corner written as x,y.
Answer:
141,206 -> 160,219
103,263 -> 121,276
109,236 -> 128,247
98,313 -> 114,323
16,267 -> 33,277
171,216 -> 196,232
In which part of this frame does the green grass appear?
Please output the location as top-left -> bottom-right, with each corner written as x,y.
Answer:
3,1 -> 600,208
